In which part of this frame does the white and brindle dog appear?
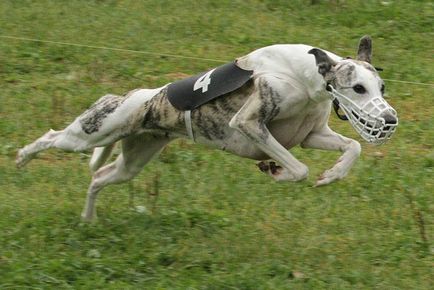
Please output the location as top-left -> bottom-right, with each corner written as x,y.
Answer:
16,36 -> 398,221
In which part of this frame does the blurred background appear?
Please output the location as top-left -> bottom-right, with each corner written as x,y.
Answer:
0,1 -> 432,289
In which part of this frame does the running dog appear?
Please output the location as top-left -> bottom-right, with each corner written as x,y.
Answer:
16,36 -> 398,221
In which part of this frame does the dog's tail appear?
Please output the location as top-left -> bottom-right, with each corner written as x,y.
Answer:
89,143 -> 116,172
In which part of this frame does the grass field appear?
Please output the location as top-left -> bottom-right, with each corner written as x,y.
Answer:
0,0 -> 433,289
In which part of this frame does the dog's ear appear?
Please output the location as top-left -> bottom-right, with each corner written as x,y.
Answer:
357,35 -> 372,63
308,48 -> 337,77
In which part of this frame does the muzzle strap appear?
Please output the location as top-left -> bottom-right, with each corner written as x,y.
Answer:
333,98 -> 349,121
327,83 -> 348,121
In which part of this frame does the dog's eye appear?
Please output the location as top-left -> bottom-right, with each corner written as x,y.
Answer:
353,84 -> 366,94
381,84 -> 385,95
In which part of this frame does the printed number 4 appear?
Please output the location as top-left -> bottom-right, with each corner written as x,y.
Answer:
193,69 -> 216,93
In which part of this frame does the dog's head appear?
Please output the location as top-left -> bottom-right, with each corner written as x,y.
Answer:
308,36 -> 398,144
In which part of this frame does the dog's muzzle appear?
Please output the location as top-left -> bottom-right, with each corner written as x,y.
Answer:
327,85 -> 398,145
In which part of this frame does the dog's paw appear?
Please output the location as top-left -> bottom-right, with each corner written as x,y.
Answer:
284,165 -> 309,182
81,211 -> 98,223
315,164 -> 347,187
272,167 -> 300,182
257,161 -> 308,182
257,161 -> 282,174
16,149 -> 34,169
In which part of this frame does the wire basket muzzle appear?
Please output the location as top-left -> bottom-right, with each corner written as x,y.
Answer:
331,89 -> 398,144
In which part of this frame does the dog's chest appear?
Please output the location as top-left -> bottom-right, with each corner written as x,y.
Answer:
265,97 -> 328,145
205,103 -> 328,160
269,114 -> 319,148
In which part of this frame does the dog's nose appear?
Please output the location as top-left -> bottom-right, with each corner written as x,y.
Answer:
381,112 -> 398,125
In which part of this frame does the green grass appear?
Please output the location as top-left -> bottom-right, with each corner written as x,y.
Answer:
0,0 -> 433,289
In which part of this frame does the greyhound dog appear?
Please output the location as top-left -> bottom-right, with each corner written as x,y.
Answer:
16,36 -> 398,221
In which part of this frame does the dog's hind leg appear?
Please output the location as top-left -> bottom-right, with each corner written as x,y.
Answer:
17,88 -> 162,168
16,129 -> 67,168
16,92 -> 147,168
81,133 -> 171,221
16,121 -> 119,168
89,144 -> 117,173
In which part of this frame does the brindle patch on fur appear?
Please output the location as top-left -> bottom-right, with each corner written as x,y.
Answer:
141,79 -> 255,141
192,79 -> 254,141
141,89 -> 166,130
335,63 -> 356,86
335,61 -> 379,87
258,78 -> 281,123
194,110 -> 226,140
232,78 -> 281,142
255,78 -> 283,141
80,94 -> 124,134
141,87 -> 185,133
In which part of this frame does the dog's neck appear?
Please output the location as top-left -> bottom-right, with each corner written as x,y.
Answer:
237,44 -> 342,103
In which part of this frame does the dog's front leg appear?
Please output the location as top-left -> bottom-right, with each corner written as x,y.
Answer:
229,79 -> 308,182
301,126 -> 361,186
